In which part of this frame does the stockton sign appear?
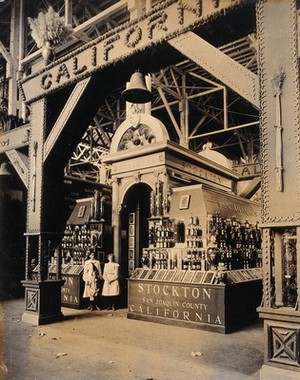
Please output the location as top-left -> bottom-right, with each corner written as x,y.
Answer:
61,274 -> 81,307
128,280 -> 224,330
19,0 -> 243,103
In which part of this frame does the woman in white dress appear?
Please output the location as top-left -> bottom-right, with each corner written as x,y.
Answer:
102,253 -> 119,310
83,251 -> 102,310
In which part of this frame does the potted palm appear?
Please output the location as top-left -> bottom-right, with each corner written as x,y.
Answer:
28,6 -> 72,64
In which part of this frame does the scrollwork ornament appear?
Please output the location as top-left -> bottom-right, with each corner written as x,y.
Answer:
111,177 -> 121,186
134,171 -> 141,183
130,103 -> 144,115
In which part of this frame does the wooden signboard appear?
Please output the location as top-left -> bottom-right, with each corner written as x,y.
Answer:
128,280 -> 225,333
20,0 -> 242,103
49,265 -> 86,309
128,278 -> 262,333
61,274 -> 84,309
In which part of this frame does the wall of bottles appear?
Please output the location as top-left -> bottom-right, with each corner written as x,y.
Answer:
144,211 -> 262,272
208,212 -> 262,270
182,216 -> 205,270
146,216 -> 205,271
61,224 -> 91,265
148,249 -> 169,269
148,218 -> 175,249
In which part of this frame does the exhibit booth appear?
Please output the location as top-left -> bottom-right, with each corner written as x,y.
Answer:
103,112 -> 262,333
1,0 -> 299,377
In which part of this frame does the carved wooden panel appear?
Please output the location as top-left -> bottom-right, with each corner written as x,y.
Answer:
269,326 -> 300,367
25,289 -> 39,312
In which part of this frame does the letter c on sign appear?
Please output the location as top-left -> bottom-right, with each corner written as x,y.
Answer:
41,73 -> 52,90
163,285 -> 169,296
129,304 -> 135,312
153,285 -> 160,295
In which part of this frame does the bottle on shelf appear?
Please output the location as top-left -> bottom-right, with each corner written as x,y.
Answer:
60,222 -> 98,266
207,213 -> 263,270
186,215 -> 203,250
182,257 -> 188,270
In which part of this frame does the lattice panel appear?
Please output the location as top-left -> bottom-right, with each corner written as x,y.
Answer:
26,289 -> 39,312
270,326 -> 300,367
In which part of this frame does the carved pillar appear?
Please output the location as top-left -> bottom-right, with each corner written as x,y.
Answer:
297,227 -> 300,310
261,228 -> 272,308
257,1 -> 300,378
22,98 -> 64,326
8,0 -> 21,117
274,231 -> 283,307
111,177 -> 121,263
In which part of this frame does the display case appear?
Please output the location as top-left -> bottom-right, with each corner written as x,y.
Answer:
129,184 -> 263,333
128,267 -> 263,333
47,264 -> 86,309
54,190 -> 111,308
142,184 -> 262,273
61,191 -> 107,264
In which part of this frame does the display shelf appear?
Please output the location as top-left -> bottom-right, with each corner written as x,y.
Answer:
148,217 -> 175,249
60,193 -> 109,267
130,267 -> 262,285
191,271 -> 205,284
144,201 -> 262,273
164,270 -> 176,282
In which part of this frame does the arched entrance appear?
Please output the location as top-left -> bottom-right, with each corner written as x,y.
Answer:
119,183 -> 151,306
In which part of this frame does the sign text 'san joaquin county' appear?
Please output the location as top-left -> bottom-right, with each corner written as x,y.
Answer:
20,0 -> 242,103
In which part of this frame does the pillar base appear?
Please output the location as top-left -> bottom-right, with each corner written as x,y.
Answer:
258,307 -> 300,378
22,280 -> 65,326
260,364 -> 300,380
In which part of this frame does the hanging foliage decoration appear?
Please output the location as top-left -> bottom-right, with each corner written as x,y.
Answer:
28,6 -> 72,48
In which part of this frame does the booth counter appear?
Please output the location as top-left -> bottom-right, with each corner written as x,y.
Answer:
128,267 -> 262,333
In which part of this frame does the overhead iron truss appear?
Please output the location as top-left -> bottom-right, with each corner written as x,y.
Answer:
68,33 -> 259,182
0,1 -> 259,183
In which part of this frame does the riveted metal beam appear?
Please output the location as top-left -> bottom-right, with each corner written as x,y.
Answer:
0,124 -> 30,154
6,149 -> 28,188
168,31 -> 259,108
44,76 -> 91,162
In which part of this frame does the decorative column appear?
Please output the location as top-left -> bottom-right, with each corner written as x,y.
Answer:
111,177 -> 121,263
8,0 -> 21,118
256,1 -> 300,378
22,98 -> 64,326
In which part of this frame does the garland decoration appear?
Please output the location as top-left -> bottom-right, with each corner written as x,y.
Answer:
125,26 -> 143,48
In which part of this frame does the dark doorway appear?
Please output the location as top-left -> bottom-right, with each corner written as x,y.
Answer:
0,165 -> 26,301
120,183 -> 151,306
